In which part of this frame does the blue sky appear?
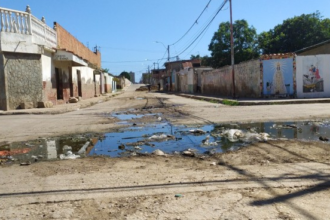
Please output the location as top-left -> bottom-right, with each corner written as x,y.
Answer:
2,0 -> 330,82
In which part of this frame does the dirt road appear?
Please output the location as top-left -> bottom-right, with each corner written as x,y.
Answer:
1,84 -> 330,219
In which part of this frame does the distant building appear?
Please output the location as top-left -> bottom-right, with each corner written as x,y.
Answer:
128,71 -> 135,83
141,73 -> 150,84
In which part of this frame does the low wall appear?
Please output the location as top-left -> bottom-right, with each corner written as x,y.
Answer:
201,66 -> 232,96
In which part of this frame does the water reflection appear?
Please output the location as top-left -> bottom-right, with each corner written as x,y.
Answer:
1,120 -> 330,161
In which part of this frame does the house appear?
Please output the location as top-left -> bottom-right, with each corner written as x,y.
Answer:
164,59 -> 201,92
295,39 -> 330,98
0,5 -> 104,111
150,68 -> 166,90
295,39 -> 330,56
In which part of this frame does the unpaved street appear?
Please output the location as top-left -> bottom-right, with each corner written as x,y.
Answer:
1,84 -> 330,219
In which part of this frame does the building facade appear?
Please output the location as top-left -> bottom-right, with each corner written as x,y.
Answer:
0,5 -> 107,111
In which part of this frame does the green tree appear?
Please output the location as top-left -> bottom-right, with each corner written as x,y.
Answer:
208,19 -> 259,68
102,68 -> 110,73
190,54 -> 213,67
190,54 -> 201,60
119,71 -> 131,80
258,11 -> 330,54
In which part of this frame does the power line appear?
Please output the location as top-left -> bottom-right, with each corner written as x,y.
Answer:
175,0 -> 228,57
99,46 -> 163,53
171,0 -> 212,46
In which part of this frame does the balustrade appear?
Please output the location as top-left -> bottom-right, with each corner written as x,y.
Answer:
0,6 -> 57,48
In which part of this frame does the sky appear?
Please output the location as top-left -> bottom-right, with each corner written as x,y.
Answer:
1,0 -> 330,82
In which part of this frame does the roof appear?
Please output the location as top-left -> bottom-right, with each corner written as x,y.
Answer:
295,39 -> 330,54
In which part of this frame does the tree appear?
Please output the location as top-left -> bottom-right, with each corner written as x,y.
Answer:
101,68 -> 110,73
119,71 -> 131,80
190,54 -> 201,60
190,54 -> 212,67
208,19 -> 259,68
258,11 -> 330,54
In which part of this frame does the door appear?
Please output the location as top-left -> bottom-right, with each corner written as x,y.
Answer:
69,69 -> 73,97
104,76 -> 107,93
55,68 -> 63,100
77,70 -> 82,97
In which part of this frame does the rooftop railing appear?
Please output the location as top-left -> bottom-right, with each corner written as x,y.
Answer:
0,6 -> 57,48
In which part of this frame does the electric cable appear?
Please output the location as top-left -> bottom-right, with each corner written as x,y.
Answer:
171,0 -> 212,46
174,0 -> 228,58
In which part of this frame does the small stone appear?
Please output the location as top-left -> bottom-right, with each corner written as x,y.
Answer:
152,149 -> 165,156
69,97 -> 79,103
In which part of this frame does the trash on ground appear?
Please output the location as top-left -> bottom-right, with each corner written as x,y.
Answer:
189,129 -> 206,135
59,151 -> 80,160
152,149 -> 166,156
182,149 -> 195,157
78,141 -> 90,155
148,134 -> 175,141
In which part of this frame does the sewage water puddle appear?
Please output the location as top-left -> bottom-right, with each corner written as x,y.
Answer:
1,120 -> 330,164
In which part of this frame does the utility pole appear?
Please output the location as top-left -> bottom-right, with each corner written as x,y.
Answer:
229,0 -> 236,98
167,45 -> 170,61
148,65 -> 150,84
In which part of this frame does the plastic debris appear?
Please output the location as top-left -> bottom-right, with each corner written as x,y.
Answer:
77,141 -> 90,155
149,134 -> 167,140
59,151 -> 80,160
221,129 -> 244,142
182,149 -> 195,157
152,149 -> 166,156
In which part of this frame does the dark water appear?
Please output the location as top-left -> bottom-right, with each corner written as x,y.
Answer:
1,119 -> 330,162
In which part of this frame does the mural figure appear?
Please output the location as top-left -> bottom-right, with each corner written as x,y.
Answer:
263,58 -> 293,97
271,62 -> 287,95
303,64 -> 323,93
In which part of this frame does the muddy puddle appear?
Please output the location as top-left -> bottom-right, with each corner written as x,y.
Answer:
1,116 -> 330,164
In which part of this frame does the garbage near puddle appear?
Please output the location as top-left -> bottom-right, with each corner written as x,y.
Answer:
2,120 -> 330,162
148,134 -> 175,141
59,151 -> 81,160
152,149 -> 166,156
219,129 -> 270,143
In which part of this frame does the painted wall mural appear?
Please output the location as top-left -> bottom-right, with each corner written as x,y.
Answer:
262,58 -> 294,96
296,55 -> 330,98
302,62 -> 323,93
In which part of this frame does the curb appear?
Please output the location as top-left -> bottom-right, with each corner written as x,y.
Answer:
175,93 -> 330,106
0,92 -> 123,116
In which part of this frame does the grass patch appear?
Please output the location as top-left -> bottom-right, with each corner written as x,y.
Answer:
222,99 -> 239,106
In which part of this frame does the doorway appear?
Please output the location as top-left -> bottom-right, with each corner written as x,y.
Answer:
55,68 -> 63,100
104,76 -> 107,93
69,69 -> 73,97
77,70 -> 82,97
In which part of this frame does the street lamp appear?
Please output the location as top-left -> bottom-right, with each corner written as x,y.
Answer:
155,41 -> 170,61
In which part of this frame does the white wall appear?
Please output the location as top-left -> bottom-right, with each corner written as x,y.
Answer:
0,32 -> 42,54
72,66 -> 96,84
296,55 -> 330,98
41,50 -> 54,81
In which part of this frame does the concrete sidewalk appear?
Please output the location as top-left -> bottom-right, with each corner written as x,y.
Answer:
0,92 -> 123,115
174,92 -> 330,105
